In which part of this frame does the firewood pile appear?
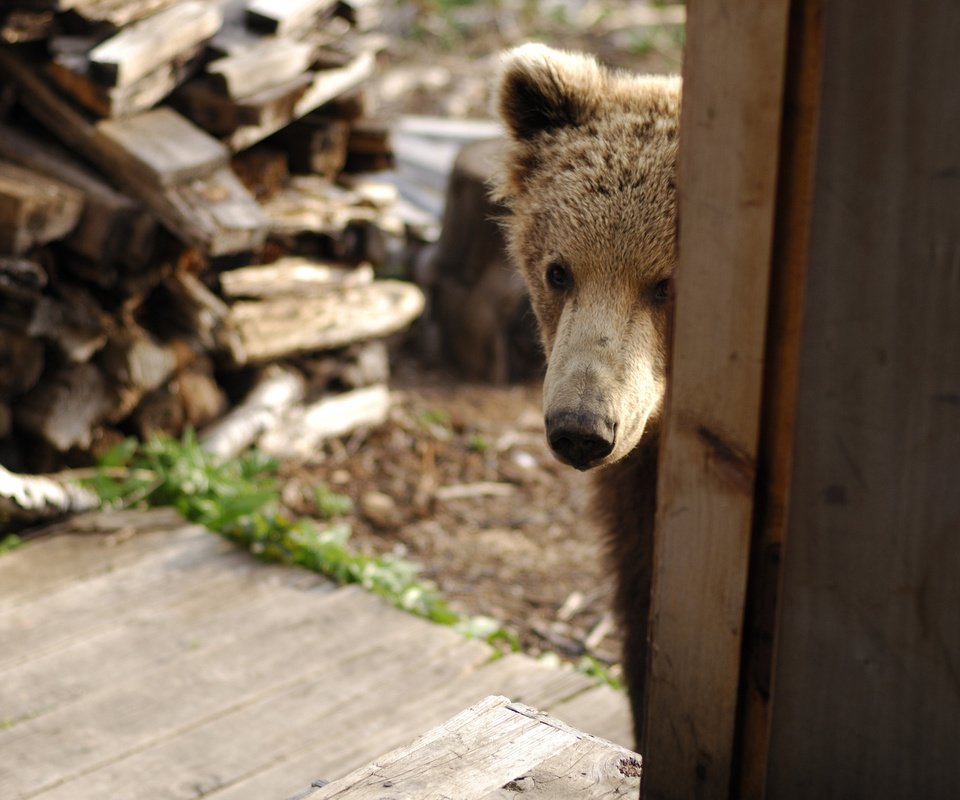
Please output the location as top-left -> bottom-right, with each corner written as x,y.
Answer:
0,0 -> 433,477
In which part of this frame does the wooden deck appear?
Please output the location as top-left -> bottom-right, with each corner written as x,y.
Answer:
0,508 -> 631,799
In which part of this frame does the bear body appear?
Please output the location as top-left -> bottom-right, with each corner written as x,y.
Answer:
492,44 -> 681,745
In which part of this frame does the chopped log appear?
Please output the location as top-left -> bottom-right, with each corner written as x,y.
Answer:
15,362 -> 115,451
87,1 -> 223,88
177,360 -> 227,429
176,50 -> 375,151
0,51 -> 266,255
226,279 -> 425,364
206,37 -> 315,99
257,383 -> 390,459
98,325 -> 179,420
0,464 -> 100,527
64,0 -> 179,28
159,270 -> 237,352
219,257 -> 373,299
130,385 -> 184,438
271,116 -> 349,177
245,0 -> 337,36
0,330 -> 45,399
28,290 -> 110,363
259,174 -> 378,236
230,145 -> 289,200
0,160 -> 84,254
47,42 -> 206,118
0,124 -> 157,267
96,107 -> 229,188
200,363 -> 306,457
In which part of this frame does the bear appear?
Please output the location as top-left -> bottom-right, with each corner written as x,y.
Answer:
491,43 -> 681,746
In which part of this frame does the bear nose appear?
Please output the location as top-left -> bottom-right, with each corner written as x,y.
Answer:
546,412 -> 616,470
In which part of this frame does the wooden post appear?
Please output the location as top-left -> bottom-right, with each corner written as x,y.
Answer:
641,1 -> 792,797
763,1 -> 960,796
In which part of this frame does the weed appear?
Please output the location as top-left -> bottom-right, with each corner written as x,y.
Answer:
466,433 -> 488,453
313,483 -> 353,519
0,534 -> 23,555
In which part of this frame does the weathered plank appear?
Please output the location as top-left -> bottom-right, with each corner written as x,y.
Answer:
764,1 -> 960,797
63,0 -> 178,27
206,36 -> 315,98
219,257 -> 373,299
227,279 -> 424,364
96,106 -> 229,187
87,0 -> 222,87
309,696 -> 641,800
642,0 -> 792,797
47,42 -> 206,118
245,0 -> 336,36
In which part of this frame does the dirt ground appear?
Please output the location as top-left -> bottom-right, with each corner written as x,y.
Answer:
282,1 -> 684,674
281,355 -> 623,670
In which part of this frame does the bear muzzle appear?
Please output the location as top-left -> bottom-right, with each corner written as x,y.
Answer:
545,411 -> 617,471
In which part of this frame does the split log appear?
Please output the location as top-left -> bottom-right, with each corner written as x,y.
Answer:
0,160 -> 84,254
271,116 -> 349,177
259,174 -> 379,236
226,279 -> 425,364
98,325 -> 179,420
298,339 -> 389,393
0,331 -> 45,399
245,0 -> 337,37
62,0 -> 180,28
86,0 -> 223,88
15,363 -> 115,451
175,49 -> 375,151
0,9 -> 54,44
47,42 -> 206,118
177,360 -> 227,429
0,465 -> 100,527
159,270 -> 238,352
0,51 -> 266,255
96,107 -> 229,187
0,124 -> 156,267
219,257 -> 373,299
257,383 -> 390,459
200,363 -> 305,458
205,37 -> 315,99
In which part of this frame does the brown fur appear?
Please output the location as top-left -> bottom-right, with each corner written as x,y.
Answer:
492,44 -> 681,746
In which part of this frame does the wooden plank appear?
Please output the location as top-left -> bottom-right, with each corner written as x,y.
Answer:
764,1 -> 960,797
642,0 -> 792,797
65,0 -> 178,27
227,279 -> 424,364
734,1 -> 824,796
212,653 -> 608,800
31,615 -> 492,800
548,685 -> 634,750
0,583 -> 409,798
96,106 -> 229,187
47,42 -> 205,118
0,508 -> 191,609
206,36 -> 315,98
87,0 -> 222,88
0,556 -> 325,725
310,696 -> 641,800
245,0 -> 335,36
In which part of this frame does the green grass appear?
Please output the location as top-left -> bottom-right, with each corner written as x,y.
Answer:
83,432 -> 518,651
0,534 -> 23,556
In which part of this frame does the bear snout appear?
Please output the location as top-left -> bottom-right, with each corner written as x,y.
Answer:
545,411 -> 616,470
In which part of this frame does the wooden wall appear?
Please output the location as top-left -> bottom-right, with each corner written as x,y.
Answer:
764,0 -> 960,796
647,0 -> 959,797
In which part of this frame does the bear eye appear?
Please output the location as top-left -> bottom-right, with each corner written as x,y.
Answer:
652,278 -> 672,305
546,261 -> 572,292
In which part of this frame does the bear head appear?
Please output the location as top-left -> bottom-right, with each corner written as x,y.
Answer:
493,44 -> 681,471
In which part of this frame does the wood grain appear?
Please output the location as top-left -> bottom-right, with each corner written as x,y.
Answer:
642,0 -> 792,797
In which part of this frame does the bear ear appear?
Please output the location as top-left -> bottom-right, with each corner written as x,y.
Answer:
497,44 -> 605,140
